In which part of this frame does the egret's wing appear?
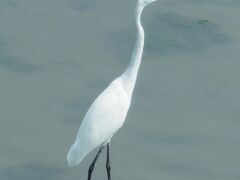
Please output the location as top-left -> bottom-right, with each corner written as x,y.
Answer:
67,79 -> 130,166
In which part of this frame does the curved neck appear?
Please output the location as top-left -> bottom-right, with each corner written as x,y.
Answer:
121,4 -> 145,97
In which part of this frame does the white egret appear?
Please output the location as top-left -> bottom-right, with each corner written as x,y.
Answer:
67,0 -> 159,179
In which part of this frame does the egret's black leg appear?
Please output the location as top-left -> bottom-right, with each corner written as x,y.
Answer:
106,143 -> 111,180
87,146 -> 104,180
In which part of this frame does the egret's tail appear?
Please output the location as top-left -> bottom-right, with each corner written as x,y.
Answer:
67,143 -> 87,167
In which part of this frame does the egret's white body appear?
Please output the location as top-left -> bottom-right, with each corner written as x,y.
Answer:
67,79 -> 130,166
67,0 -> 158,168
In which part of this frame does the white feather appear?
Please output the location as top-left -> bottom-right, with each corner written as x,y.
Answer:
67,0 -> 159,167
67,78 -> 130,166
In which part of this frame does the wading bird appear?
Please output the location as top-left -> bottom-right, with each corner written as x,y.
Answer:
67,0 -> 158,179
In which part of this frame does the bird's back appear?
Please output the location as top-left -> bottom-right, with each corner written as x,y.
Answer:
67,78 -> 131,166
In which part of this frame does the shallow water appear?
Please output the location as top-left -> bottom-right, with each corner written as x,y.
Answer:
0,0 -> 240,180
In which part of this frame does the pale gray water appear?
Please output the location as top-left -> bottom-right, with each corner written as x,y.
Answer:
0,0 -> 240,180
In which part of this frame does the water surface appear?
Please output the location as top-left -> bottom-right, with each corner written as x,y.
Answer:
0,0 -> 240,180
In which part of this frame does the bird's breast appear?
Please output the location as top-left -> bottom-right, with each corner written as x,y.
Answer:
82,81 -> 130,142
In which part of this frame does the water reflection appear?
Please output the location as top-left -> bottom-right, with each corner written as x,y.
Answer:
0,37 -> 40,73
145,13 -> 230,55
0,163 -> 66,180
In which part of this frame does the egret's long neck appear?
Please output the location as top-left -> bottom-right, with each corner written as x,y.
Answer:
121,4 -> 145,97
